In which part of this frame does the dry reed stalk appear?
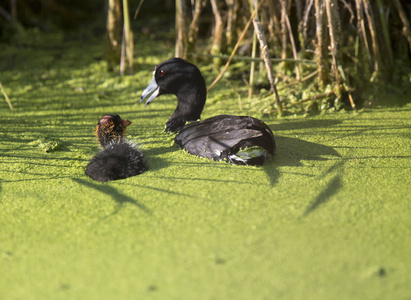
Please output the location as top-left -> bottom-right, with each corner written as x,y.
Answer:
376,0 -> 394,66
355,0 -> 372,66
133,0 -> 145,19
314,0 -> 328,88
348,92 -> 355,109
253,19 -> 283,116
225,0 -> 235,47
184,0 -> 205,59
392,0 -> 411,52
261,70 -> 320,112
266,1 -> 281,56
193,54 -> 316,64
277,70 -> 319,91
248,0 -> 258,102
280,0 -> 288,61
340,0 -> 354,23
301,0 -> 314,48
362,0 -> 380,80
175,0 -> 186,58
120,29 -> 126,74
0,81 -> 14,110
210,0 -> 224,59
325,0 -> 340,87
295,0 -> 303,22
280,0 -> 301,80
207,8 -> 259,92
106,0 -> 121,71
120,0 -> 133,75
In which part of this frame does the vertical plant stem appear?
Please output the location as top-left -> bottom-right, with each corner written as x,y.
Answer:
122,0 -> 133,74
175,0 -> 186,58
207,8 -> 258,92
301,0 -> 314,49
184,0 -> 205,60
280,0 -> 288,61
120,27 -> 126,74
133,0 -> 145,19
266,1 -> 281,57
295,0 -> 303,22
392,0 -> 411,52
354,35 -> 359,74
210,0 -> 224,68
252,19 -> 283,116
225,0 -> 235,48
106,0 -> 121,71
355,0 -> 372,67
280,0 -> 301,80
362,0 -> 380,81
248,0 -> 258,102
0,81 -> 14,110
376,0 -> 393,66
348,92 -> 356,110
325,0 -> 340,88
314,0 -> 328,88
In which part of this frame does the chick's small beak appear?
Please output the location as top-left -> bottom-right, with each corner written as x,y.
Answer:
122,119 -> 132,127
140,76 -> 160,106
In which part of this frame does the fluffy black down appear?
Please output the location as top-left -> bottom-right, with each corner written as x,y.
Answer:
85,143 -> 147,182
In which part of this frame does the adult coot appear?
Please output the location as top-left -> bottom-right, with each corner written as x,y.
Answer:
140,58 -> 275,166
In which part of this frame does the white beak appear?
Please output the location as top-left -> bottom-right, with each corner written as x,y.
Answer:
140,76 -> 160,106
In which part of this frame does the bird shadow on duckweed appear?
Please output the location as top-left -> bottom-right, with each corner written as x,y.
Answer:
263,135 -> 342,185
303,168 -> 344,216
72,177 -> 152,214
263,119 -> 345,216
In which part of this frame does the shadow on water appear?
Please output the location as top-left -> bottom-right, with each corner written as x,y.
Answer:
303,160 -> 345,216
115,181 -> 206,200
263,135 -> 342,187
303,175 -> 342,216
263,119 -> 347,215
72,177 -> 151,214
262,135 -> 345,216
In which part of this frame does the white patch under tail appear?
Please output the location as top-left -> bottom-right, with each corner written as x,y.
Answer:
228,147 -> 267,165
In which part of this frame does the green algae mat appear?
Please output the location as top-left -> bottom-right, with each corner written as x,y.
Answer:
1,35 -> 411,299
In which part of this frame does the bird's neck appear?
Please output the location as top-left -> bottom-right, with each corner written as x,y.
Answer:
167,83 -> 207,132
97,131 -> 124,147
177,86 -> 206,119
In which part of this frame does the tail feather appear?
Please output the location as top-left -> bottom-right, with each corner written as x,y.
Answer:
227,147 -> 267,166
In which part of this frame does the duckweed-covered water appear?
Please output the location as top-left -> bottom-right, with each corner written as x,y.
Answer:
1,31 -> 410,299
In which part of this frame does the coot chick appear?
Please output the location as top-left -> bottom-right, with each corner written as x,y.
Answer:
85,114 -> 147,182
140,58 -> 275,166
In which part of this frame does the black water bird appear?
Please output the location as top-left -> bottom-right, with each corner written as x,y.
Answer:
85,114 -> 147,182
140,58 -> 276,166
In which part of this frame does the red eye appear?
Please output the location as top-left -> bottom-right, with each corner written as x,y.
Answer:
159,70 -> 165,77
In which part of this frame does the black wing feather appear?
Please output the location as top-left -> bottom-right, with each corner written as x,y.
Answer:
175,115 -> 275,165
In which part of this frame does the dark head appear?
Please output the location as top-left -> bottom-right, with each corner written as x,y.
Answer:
140,58 -> 207,132
95,114 -> 131,147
